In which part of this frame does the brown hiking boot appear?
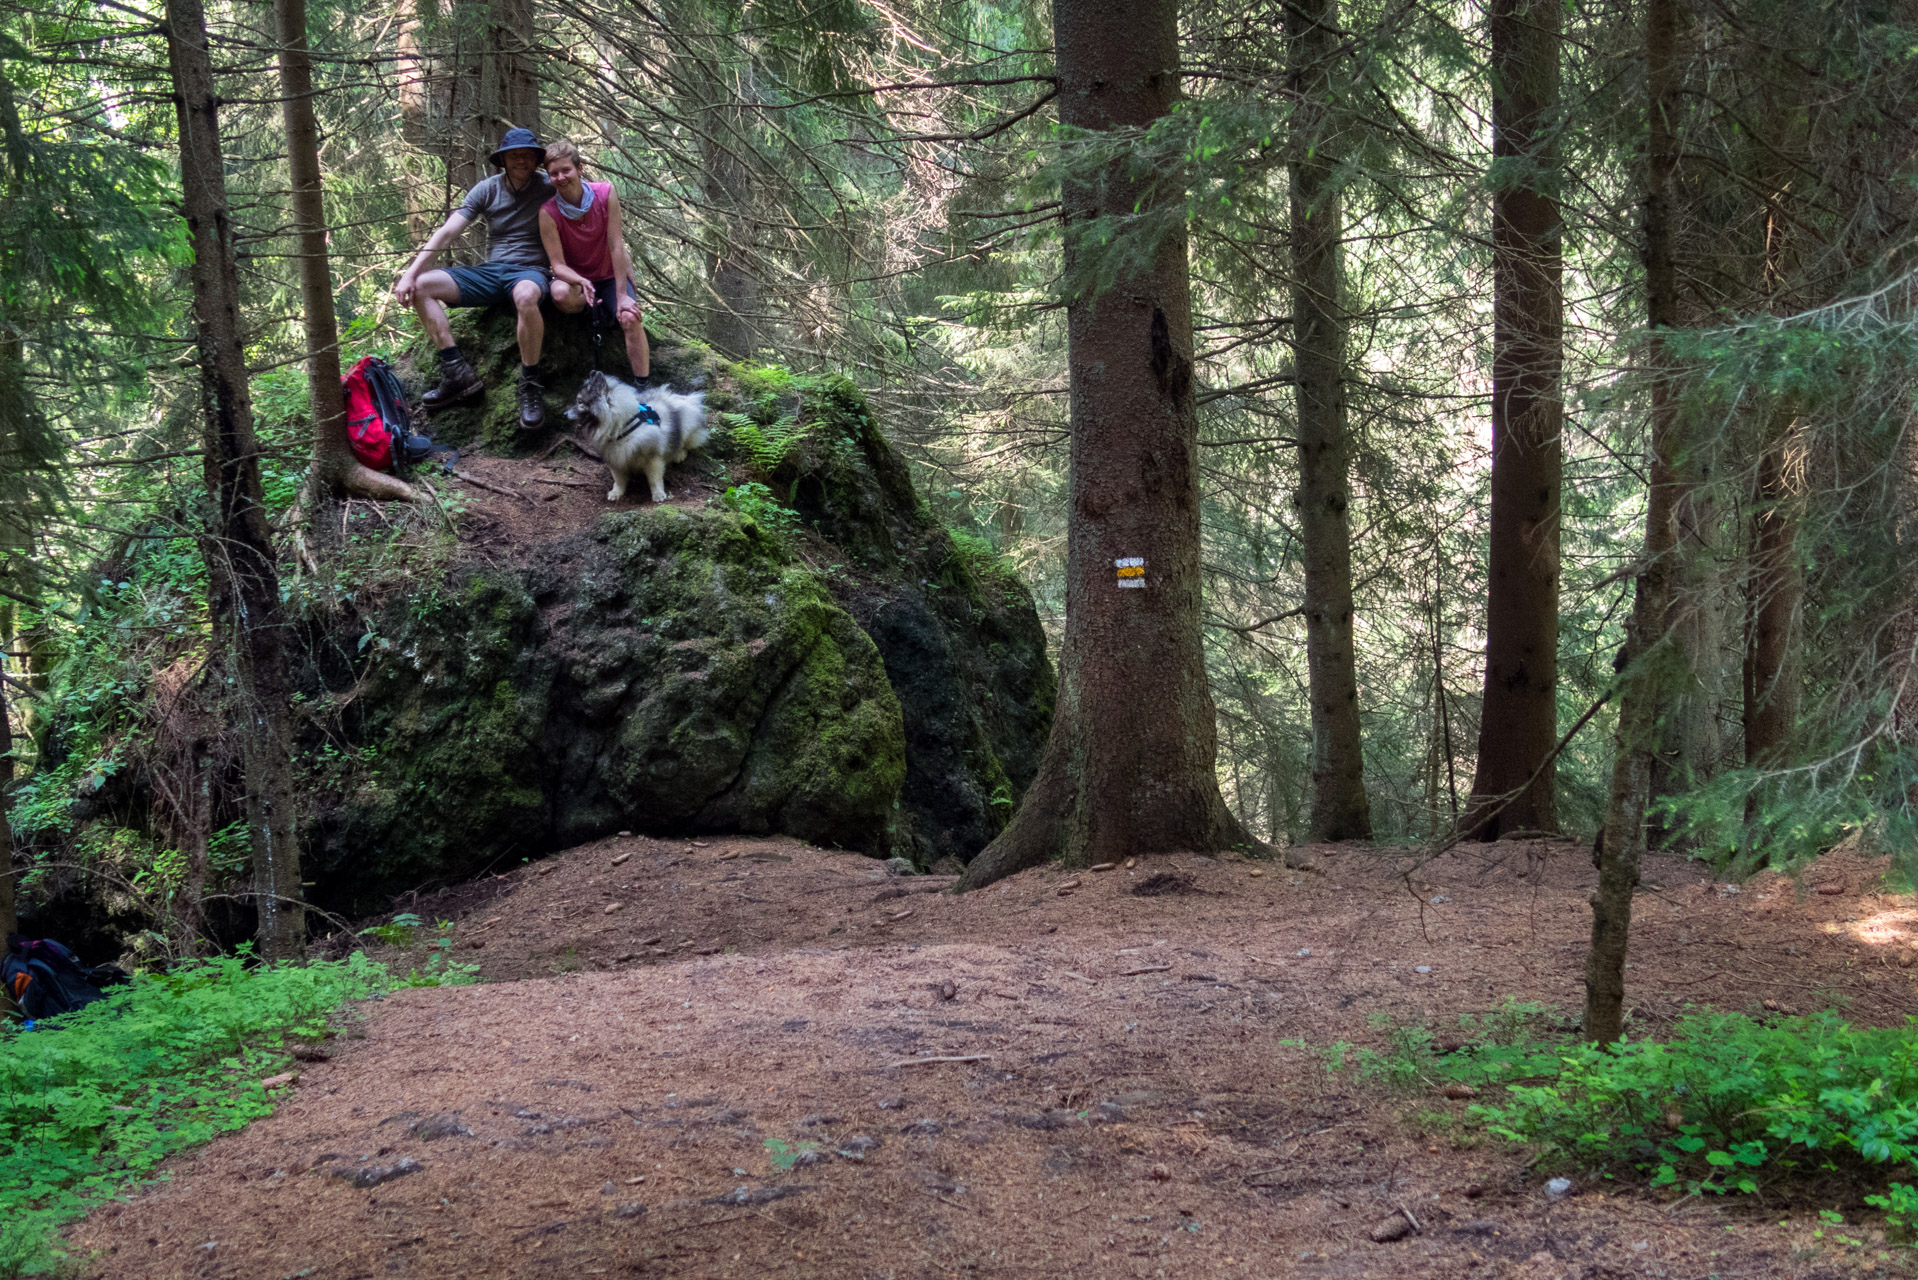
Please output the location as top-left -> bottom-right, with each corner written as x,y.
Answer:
422,356 -> 483,410
517,376 -> 546,431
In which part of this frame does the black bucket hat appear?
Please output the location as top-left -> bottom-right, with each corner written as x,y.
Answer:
488,127 -> 544,168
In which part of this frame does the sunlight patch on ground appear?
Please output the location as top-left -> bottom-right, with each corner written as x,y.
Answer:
1843,909 -> 1918,948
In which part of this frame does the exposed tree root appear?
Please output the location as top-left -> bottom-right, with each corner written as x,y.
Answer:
958,739 -> 1268,891
334,461 -> 417,502
957,759 -> 1071,891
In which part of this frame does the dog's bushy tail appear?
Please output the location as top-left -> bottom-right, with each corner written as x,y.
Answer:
652,390 -> 708,456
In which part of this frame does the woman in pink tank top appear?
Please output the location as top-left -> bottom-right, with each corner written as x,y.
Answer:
538,140 -> 649,380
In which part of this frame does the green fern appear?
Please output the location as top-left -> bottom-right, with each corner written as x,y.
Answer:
721,411 -> 810,472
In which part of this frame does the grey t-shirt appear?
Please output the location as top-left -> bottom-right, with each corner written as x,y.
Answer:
457,171 -> 556,267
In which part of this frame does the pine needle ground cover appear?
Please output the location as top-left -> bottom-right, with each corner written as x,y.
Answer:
0,954 -> 391,1274
1345,1000 -> 1918,1214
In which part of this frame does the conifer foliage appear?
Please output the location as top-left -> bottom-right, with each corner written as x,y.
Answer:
0,0 -> 1912,1018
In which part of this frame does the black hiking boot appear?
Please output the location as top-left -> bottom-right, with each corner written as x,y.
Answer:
422,354 -> 483,410
517,374 -> 546,431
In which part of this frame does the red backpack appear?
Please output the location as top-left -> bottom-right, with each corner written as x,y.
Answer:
343,356 -> 423,472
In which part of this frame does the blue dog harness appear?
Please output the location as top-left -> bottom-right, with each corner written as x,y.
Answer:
615,403 -> 661,439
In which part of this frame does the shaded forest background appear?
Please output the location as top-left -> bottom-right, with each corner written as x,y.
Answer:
2,0 -> 1916,955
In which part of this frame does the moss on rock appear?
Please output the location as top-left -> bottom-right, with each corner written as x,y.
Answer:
298,340 -> 1049,910
309,506 -> 905,912
707,365 -> 1057,866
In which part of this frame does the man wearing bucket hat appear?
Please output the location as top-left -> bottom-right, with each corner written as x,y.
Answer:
393,126 -> 557,430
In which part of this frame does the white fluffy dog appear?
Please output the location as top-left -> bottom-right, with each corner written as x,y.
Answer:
563,371 -> 711,503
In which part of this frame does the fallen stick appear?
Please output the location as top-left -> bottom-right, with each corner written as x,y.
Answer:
888,1054 -> 993,1068
1120,964 -> 1173,976
533,475 -> 599,489
1061,972 -> 1096,984
448,468 -> 536,504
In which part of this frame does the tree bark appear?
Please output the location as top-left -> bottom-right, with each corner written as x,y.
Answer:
0,673 -> 15,941
1744,403 -> 1802,771
395,0 -> 439,241
1467,0 -> 1562,839
492,0 -> 540,136
165,0 -> 306,960
277,0 -> 414,502
702,121 -> 762,359
1585,0 -> 1684,1045
1289,0 -> 1372,842
959,0 -> 1251,889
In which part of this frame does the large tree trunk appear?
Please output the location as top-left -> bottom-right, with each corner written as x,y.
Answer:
447,0 -> 482,209
277,0 -> 414,503
164,0 -> 306,961
1655,480 -> 1734,808
395,0 -> 440,240
1466,0 -> 1562,839
492,0 -> 540,136
959,0 -> 1251,890
1744,404 -> 1802,772
1585,0 -> 1684,1044
702,122 -> 762,358
0,674 -> 14,940
1289,0 -> 1372,842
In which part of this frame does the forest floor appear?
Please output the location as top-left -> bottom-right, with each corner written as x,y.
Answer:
60,833 -> 1918,1279
431,435 -> 726,549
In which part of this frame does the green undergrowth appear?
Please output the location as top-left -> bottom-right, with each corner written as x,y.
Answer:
0,951 -> 454,1275
1326,1000 -> 1918,1218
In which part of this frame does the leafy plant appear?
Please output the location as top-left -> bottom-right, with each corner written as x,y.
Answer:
722,410 -> 810,472
1335,999 -> 1567,1092
763,1137 -> 821,1171
0,954 -> 392,1273
1467,1010 -> 1918,1199
720,482 -> 800,536
391,921 -> 480,988
1323,998 -> 1918,1215
359,910 -> 423,948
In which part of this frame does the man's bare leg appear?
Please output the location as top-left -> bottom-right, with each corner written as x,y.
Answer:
410,270 -> 460,349
414,271 -> 482,408
513,278 -> 548,429
513,279 -> 545,368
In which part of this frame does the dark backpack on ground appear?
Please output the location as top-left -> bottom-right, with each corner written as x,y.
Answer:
344,356 -> 436,472
3,936 -> 107,1022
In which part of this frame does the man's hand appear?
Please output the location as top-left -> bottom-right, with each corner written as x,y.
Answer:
394,268 -> 419,307
578,279 -> 599,308
617,295 -> 641,326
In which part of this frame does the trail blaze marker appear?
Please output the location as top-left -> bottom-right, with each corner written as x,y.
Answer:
1115,556 -> 1146,589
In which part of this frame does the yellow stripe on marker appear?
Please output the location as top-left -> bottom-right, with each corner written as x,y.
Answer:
1115,556 -> 1146,588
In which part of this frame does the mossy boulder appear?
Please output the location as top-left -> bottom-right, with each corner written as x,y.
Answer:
698,365 -> 1057,865
308,507 -> 906,912
300,332 -> 1051,911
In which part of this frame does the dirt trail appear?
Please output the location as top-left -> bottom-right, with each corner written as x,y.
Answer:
66,837 -> 1917,1278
